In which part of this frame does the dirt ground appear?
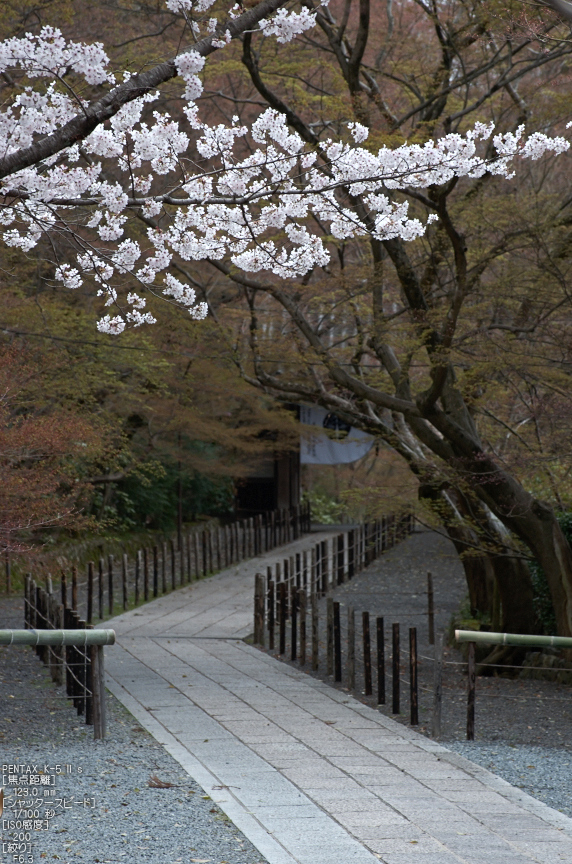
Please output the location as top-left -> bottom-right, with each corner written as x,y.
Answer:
261,528 -> 572,750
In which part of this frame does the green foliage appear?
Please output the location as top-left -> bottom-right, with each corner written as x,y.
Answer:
302,491 -> 343,525
530,512 -> 572,635
92,455 -> 235,532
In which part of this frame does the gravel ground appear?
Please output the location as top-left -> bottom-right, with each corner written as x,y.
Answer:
446,742 -> 572,817
0,596 -> 267,864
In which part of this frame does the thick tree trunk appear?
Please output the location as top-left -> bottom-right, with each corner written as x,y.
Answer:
444,524 -> 494,616
418,484 -> 537,635
509,501 -> 572,637
425,406 -> 572,637
469,490 -> 572,637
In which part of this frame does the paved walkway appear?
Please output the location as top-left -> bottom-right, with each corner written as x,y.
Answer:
102,533 -> 572,864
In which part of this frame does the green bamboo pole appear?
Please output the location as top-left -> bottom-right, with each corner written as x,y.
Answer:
0,629 -> 115,646
455,630 -> 572,649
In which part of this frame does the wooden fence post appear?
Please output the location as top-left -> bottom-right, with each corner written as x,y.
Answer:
311,546 -> 317,594
85,624 -> 94,724
153,546 -> 159,598
299,589 -> 307,666
71,566 -> 78,611
47,582 -> 56,682
135,550 -> 141,605
333,601 -> 342,683
209,527 -> 215,573
327,597 -> 334,676
71,610 -> 82,713
363,611 -> 372,696
284,558 -> 290,614
274,562 -> 281,624
290,583 -> 297,661
98,644 -> 107,738
201,528 -> 209,576
24,575 -> 30,628
253,572 -> 260,644
108,555 -> 114,614
311,593 -> 319,671
162,542 -> 167,593
409,627 -> 418,725
64,605 -> 72,700
98,558 -> 104,619
337,534 -> 344,585
180,532 -> 186,584
467,640 -> 476,741
348,530 -> 355,579
224,525 -> 231,568
143,548 -> 149,602
270,511 -> 276,549
5,550 -> 10,594
254,573 -> 265,646
122,554 -> 128,610
427,572 -> 435,645
347,607 -> 355,690
432,634 -> 443,740
279,581 -> 287,655
321,540 -> 328,595
193,532 -> 200,580
375,618 -> 385,705
23,575 -> 29,628
91,643 -> 102,739
268,579 -> 275,651
392,623 -> 400,714
170,539 -> 176,590
87,563 -> 94,624
76,614 -> 87,716
54,604 -> 64,685
97,645 -> 107,738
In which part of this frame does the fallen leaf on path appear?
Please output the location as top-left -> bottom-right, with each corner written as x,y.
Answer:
148,775 -> 178,788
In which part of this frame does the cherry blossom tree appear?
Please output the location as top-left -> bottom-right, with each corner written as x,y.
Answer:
3,0 -> 572,639
0,3 -> 568,333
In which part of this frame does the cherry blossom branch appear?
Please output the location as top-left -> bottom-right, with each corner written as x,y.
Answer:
0,0 -> 288,181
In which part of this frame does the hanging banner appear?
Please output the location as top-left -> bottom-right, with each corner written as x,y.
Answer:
300,404 -> 374,465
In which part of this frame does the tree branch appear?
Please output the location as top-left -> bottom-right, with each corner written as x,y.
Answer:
0,0 -> 289,181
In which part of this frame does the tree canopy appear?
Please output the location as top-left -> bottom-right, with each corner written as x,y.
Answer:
3,0 -> 572,641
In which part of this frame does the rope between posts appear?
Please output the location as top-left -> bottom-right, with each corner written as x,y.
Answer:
1,694 -> 92,701
418,653 -> 572,673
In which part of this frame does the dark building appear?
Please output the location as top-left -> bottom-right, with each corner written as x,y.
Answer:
235,451 -> 300,516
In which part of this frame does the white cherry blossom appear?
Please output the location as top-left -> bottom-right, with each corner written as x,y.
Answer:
259,7 -> 317,42
0,6 -> 569,334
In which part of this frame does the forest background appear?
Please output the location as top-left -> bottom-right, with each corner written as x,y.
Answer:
3,0 -> 572,648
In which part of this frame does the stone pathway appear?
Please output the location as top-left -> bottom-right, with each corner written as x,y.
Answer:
101,531 -> 572,864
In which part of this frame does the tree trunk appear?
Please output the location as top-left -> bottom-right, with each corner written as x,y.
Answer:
509,500 -> 572,638
443,524 -> 493,617
418,483 -> 536,634
424,407 -> 572,638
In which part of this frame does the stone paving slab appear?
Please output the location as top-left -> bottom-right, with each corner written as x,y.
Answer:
101,533 -> 572,864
